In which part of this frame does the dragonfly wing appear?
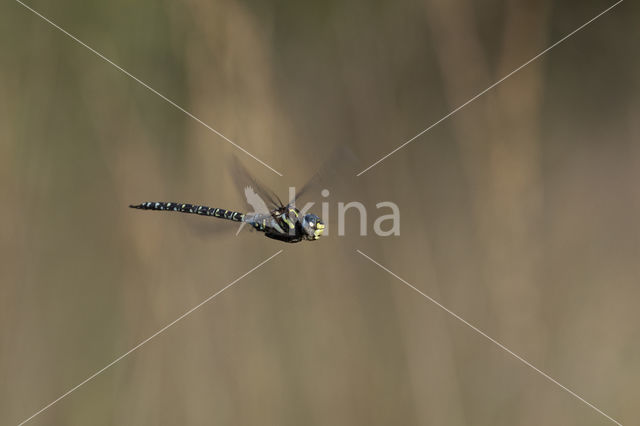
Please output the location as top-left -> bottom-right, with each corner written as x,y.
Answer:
231,156 -> 283,209
291,145 -> 359,207
244,186 -> 271,214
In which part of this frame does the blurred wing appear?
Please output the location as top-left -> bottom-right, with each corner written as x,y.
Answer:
181,215 -> 239,239
231,156 -> 283,209
291,145 -> 359,206
244,186 -> 271,214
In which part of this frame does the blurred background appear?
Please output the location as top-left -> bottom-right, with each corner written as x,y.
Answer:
1,0 -> 638,424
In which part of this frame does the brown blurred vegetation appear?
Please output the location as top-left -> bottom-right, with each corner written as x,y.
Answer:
1,0 -> 638,425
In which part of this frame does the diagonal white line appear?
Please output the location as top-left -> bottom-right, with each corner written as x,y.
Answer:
356,0 -> 624,176
16,250 -> 283,426
15,0 -> 284,177
356,250 -> 623,425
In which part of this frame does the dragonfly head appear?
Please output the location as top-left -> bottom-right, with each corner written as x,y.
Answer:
302,214 -> 325,240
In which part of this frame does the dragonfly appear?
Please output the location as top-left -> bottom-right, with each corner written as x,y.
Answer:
129,158 -> 325,243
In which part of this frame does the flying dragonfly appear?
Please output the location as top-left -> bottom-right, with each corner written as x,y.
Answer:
129,158 -> 326,243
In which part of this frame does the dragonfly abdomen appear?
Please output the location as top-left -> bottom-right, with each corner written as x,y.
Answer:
129,202 -> 245,222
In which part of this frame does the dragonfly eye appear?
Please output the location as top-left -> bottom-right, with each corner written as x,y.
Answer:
303,214 -> 323,239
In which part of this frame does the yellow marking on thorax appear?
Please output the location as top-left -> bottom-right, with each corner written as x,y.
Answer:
282,214 -> 295,229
